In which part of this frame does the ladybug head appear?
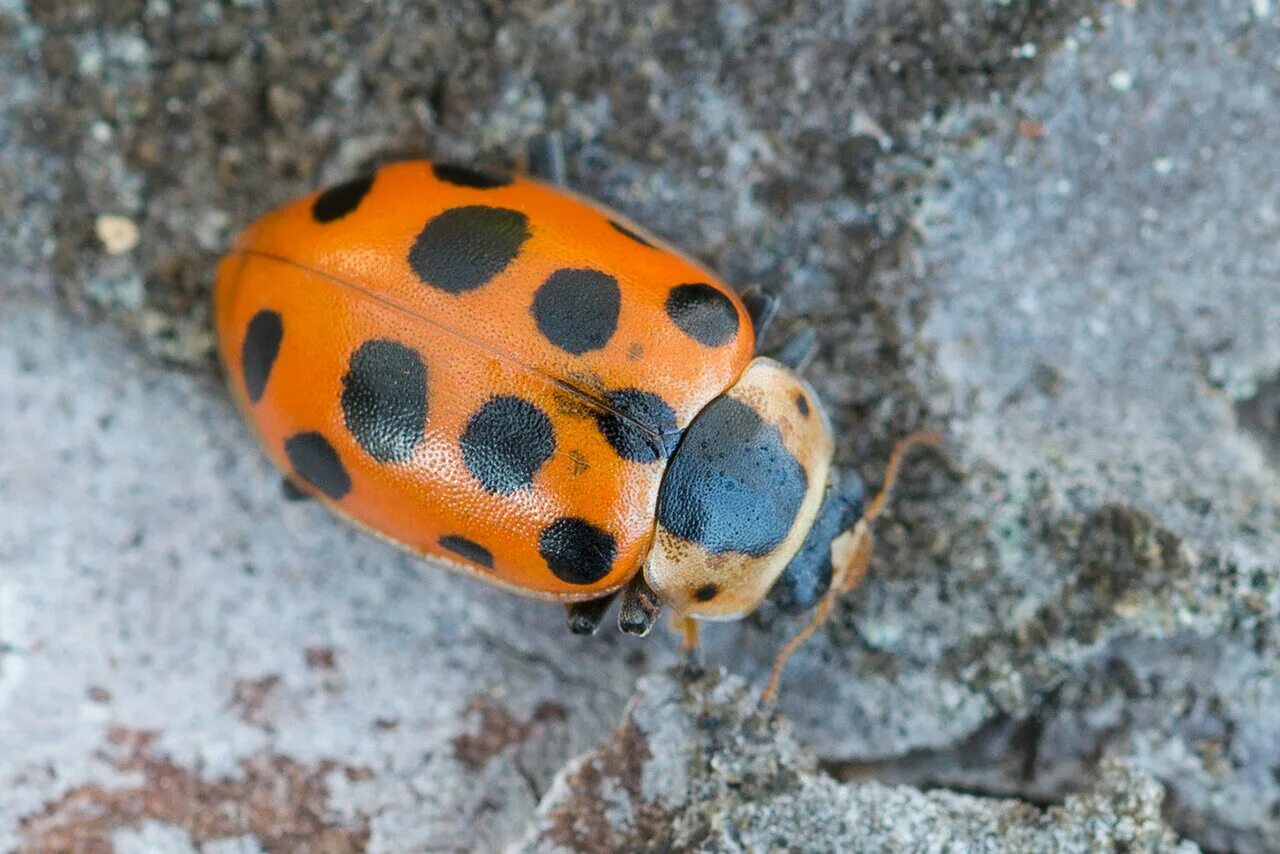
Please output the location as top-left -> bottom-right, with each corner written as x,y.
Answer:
643,357 -> 841,620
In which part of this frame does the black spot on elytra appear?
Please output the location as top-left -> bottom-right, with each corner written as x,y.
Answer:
609,219 -> 655,248
312,175 -> 375,223
665,283 -> 740,348
432,162 -> 512,189
241,310 -> 283,404
531,268 -> 621,355
439,534 -> 494,569
594,389 -> 679,463
795,394 -> 810,417
461,396 -> 555,494
284,432 -> 351,500
693,583 -> 719,602
341,340 -> 428,464
539,517 -> 616,585
657,396 -> 807,556
409,206 -> 530,294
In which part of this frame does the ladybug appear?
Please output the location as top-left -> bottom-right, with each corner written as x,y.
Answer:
215,138 -> 938,699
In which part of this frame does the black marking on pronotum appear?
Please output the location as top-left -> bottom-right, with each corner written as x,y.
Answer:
341,340 -> 429,464
284,432 -> 352,500
693,583 -> 719,602
241,310 -> 283,404
656,396 -> 807,556
438,534 -> 495,569
312,175 -> 375,223
409,206 -> 530,294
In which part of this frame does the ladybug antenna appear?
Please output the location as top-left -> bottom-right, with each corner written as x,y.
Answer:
760,430 -> 943,706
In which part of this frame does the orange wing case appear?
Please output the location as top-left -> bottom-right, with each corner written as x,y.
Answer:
215,161 -> 754,601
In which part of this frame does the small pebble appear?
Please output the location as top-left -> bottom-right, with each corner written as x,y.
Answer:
1108,69 -> 1134,91
95,215 -> 140,254
1018,119 -> 1046,141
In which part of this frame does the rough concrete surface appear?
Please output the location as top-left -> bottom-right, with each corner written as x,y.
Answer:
2,0 -> 1277,852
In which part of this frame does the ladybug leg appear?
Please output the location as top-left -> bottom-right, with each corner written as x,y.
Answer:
740,284 -> 780,349
565,591 -> 619,636
759,431 -> 943,705
768,324 -> 818,373
673,614 -> 702,664
618,572 -> 663,636
525,132 -> 567,185
280,475 -> 312,502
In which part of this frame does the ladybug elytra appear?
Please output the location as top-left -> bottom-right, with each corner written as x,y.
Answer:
214,141 -> 939,699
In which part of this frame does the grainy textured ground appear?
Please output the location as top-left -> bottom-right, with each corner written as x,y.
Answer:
2,0 -> 1277,851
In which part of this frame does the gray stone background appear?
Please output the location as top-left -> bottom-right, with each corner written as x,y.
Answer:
2,0 -> 1277,851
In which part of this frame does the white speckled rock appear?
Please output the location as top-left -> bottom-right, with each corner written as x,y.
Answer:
517,669 -> 1195,853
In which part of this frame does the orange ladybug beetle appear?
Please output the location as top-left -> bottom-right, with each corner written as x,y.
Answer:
215,138 -> 938,699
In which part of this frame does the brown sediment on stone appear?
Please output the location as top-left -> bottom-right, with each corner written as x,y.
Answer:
538,717 -> 667,852
452,697 -> 568,772
304,646 -> 338,670
18,726 -> 371,853
228,673 -> 283,731
525,668 -> 794,852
